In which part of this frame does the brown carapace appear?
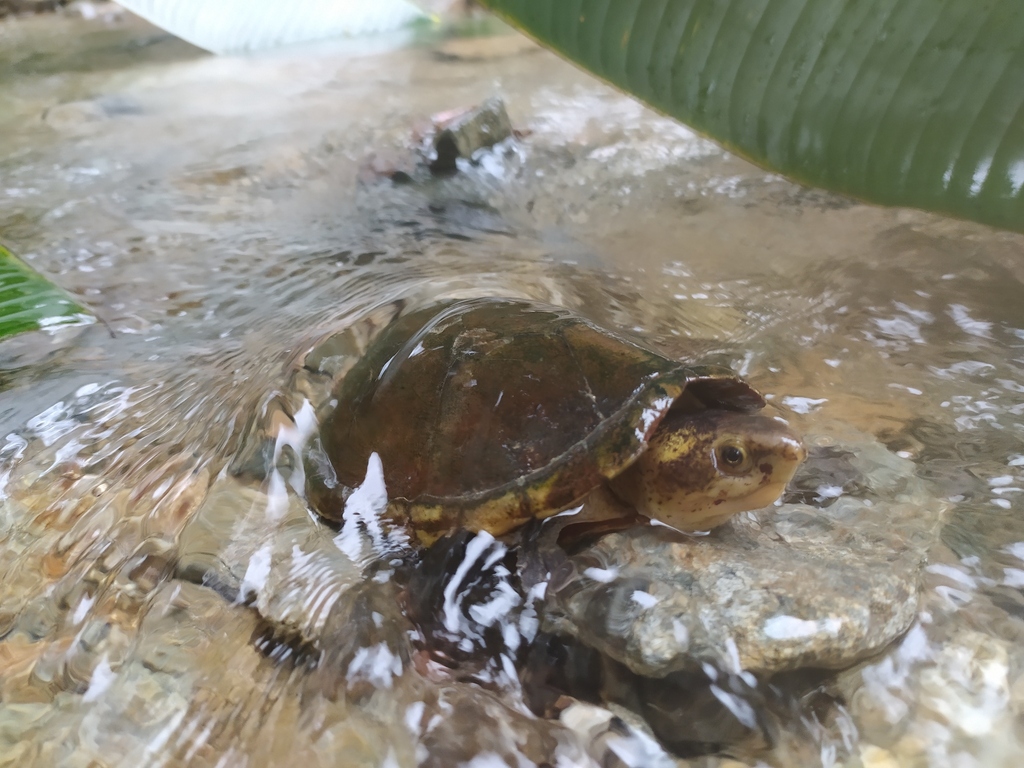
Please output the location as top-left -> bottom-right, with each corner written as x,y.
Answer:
308,298 -> 805,545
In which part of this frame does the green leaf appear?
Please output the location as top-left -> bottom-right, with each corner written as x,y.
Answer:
478,0 -> 1024,232
0,244 -> 93,342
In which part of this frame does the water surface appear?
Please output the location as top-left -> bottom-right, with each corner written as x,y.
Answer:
2,9 -> 1024,768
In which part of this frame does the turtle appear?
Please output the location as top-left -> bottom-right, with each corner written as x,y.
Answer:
306,297 -> 805,545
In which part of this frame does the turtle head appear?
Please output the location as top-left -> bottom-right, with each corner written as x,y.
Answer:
610,409 -> 806,531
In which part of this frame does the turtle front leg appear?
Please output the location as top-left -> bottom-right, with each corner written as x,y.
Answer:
554,485 -> 644,551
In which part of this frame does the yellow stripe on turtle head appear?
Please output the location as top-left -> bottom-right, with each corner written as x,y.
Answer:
609,409 -> 805,531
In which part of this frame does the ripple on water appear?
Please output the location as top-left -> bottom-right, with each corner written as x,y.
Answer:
6,10 -> 1024,766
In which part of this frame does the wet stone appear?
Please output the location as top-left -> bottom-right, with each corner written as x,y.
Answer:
435,33 -> 540,62
559,701 -> 677,767
175,473 -> 367,644
535,426 -> 940,677
428,96 -> 514,174
65,580 -> 411,767
839,584 -> 1024,767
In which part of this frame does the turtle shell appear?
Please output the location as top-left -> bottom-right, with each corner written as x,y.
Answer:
314,298 -> 765,541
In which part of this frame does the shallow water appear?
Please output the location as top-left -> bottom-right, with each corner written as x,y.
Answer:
2,9 -> 1024,768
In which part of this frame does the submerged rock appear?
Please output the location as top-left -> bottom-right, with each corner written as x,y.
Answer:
428,97 -> 515,174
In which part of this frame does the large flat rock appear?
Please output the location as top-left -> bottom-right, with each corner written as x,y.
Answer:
540,429 -> 942,677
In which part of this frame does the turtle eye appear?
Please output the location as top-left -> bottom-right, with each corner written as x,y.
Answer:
716,443 -> 748,472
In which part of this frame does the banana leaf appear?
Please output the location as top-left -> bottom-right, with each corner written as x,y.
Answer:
478,0 -> 1024,233
0,244 -> 93,342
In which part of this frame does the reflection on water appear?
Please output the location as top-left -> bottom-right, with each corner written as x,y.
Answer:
3,8 -> 1024,768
